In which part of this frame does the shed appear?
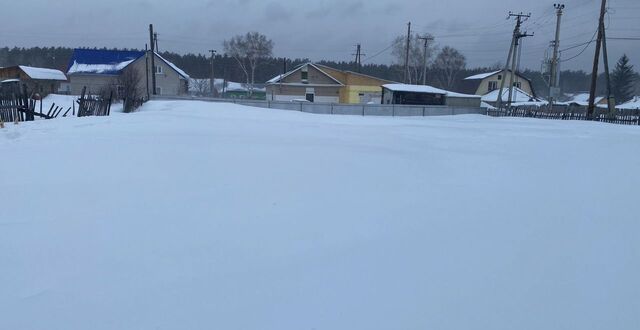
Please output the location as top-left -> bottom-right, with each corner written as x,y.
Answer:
382,84 -> 481,107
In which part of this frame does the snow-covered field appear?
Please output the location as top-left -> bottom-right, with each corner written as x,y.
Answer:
1,101 -> 639,330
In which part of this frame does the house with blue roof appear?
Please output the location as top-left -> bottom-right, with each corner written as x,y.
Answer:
66,49 -> 190,96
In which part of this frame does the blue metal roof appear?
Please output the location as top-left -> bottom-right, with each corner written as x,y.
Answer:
66,49 -> 146,75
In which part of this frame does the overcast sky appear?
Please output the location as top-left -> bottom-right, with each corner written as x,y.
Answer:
1,0 -> 638,71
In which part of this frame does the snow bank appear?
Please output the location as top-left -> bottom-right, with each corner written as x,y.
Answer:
1,101 -> 639,330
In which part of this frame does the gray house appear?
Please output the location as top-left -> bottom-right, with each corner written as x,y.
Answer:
66,49 -> 189,96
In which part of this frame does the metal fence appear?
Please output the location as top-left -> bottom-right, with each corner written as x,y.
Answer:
150,95 -> 486,117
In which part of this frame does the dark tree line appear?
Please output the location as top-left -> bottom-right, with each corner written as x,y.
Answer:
1,46 -> 637,99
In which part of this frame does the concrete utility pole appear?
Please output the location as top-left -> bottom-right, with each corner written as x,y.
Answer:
587,0 -> 608,119
404,22 -> 411,84
418,35 -> 434,86
601,19 -> 615,111
549,4 -> 565,108
149,24 -> 157,96
154,33 -> 159,52
209,49 -> 217,97
497,12 -> 533,109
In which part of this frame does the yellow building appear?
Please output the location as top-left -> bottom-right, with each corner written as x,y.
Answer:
266,63 -> 395,104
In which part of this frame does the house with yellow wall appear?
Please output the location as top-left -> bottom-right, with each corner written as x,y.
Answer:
266,63 -> 395,104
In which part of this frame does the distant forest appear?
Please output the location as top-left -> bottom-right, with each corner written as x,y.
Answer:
0,46 -> 632,97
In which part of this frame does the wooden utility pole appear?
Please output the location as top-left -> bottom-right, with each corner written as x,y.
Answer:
587,0 -> 608,119
149,24 -> 157,96
404,22 -> 411,84
352,44 -> 365,73
497,12 -> 532,109
209,49 -> 216,97
145,44 -> 150,99
549,4 -> 565,108
418,35 -> 434,86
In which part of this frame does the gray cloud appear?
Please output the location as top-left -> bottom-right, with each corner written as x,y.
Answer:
0,0 -> 637,71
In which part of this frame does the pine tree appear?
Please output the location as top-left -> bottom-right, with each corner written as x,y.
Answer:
611,54 -> 637,104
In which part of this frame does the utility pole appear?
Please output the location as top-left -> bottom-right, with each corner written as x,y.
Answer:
404,22 -> 411,84
587,0 -> 608,119
496,12 -> 533,109
145,44 -> 150,99
352,44 -> 365,73
549,4 -> 565,108
154,33 -> 159,52
209,49 -> 217,97
418,35 -> 434,85
601,19 -> 615,111
149,24 -> 157,96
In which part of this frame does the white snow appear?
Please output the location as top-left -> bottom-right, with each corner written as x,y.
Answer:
1,101 -> 639,330
482,87 -> 539,103
564,92 -> 605,106
383,84 -> 480,99
618,96 -> 640,110
155,52 -> 190,80
18,66 -> 67,81
67,60 -> 135,75
464,70 -> 502,80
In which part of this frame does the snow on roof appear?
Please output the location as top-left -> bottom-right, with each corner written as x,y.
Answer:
1,79 -> 20,83
464,70 -> 501,80
267,74 -> 285,84
18,66 -> 67,81
383,84 -> 480,99
66,49 -> 145,75
67,60 -> 136,75
482,88 -> 538,103
155,52 -> 190,80
565,92 -> 605,105
618,96 -> 640,110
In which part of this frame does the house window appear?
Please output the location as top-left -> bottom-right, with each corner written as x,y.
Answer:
513,82 -> 521,89
301,66 -> 309,83
155,65 -> 163,74
488,81 -> 498,92
497,75 -> 502,80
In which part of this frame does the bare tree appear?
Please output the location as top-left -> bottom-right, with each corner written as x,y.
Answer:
116,66 -> 143,113
223,32 -> 274,95
433,46 -> 467,90
191,78 -> 210,96
391,33 -> 436,84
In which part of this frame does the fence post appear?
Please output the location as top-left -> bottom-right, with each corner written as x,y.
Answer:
422,107 -> 426,117
331,104 -> 334,115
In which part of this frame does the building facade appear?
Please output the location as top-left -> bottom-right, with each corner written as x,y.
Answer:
266,63 -> 394,104
66,49 -> 189,96
382,84 -> 482,107
0,66 -> 67,96
458,70 -> 536,97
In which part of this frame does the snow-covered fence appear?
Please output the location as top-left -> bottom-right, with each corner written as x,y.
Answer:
0,86 -> 70,124
150,96 -> 486,118
488,105 -> 640,126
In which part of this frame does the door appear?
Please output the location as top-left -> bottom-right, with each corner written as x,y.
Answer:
306,93 -> 314,102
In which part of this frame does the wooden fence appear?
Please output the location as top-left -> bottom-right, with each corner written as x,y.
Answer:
487,105 -> 640,126
77,87 -> 113,117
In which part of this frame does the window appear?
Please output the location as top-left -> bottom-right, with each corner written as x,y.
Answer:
155,65 -> 163,74
497,75 -> 502,81
155,87 -> 162,95
513,82 -> 521,89
301,66 -> 309,83
488,81 -> 498,92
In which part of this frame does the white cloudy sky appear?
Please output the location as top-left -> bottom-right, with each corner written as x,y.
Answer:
1,0 -> 638,71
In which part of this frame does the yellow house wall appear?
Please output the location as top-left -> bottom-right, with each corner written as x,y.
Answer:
342,85 -> 384,104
